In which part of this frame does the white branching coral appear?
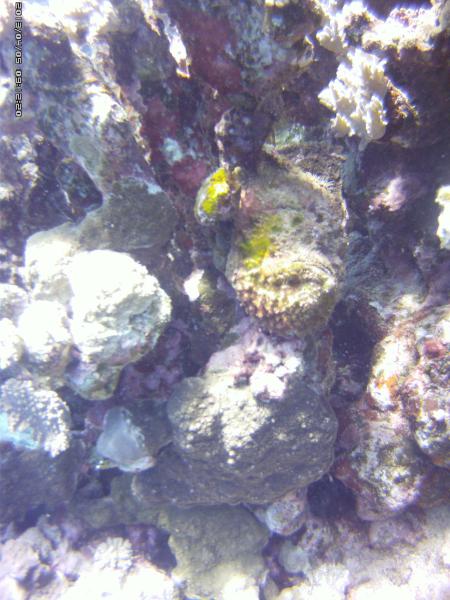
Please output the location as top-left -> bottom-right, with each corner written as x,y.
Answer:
318,48 -> 388,145
316,0 -> 389,147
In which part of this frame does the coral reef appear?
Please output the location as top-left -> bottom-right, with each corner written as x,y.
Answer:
17,300 -> 72,383
67,250 -> 171,378
318,47 -> 388,146
0,441 -> 83,524
334,310 -> 450,520
0,517 -> 180,600
21,245 -> 172,399
0,0 -> 449,597
0,318 -> 23,371
315,0 -> 450,147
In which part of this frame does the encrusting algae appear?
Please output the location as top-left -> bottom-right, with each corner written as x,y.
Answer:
239,215 -> 282,269
194,167 -> 237,225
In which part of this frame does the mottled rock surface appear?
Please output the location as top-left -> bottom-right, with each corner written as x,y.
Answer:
0,378 -> 71,456
135,318 -> 337,505
0,442 -> 83,524
158,505 -> 268,600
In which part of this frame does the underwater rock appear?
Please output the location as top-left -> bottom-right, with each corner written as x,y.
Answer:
68,250 -> 171,363
401,309 -> 450,469
0,519 -> 180,600
0,441 -> 83,524
276,563 -> 350,599
63,558 -> 180,600
1,1 -> 177,266
134,318 -> 337,505
226,154 -> 346,338
66,250 -> 171,399
215,107 -> 274,170
182,267 -> 238,366
157,505 -> 268,600
23,177 -> 176,298
0,284 -> 28,322
254,488 -> 308,536
0,377 -> 71,457
334,308 -> 450,520
269,503 -> 450,600
194,167 -> 237,226
17,300 -> 72,384
23,244 -> 172,400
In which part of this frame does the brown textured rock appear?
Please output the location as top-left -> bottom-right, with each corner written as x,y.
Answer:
334,309 -> 450,520
134,318 -> 337,506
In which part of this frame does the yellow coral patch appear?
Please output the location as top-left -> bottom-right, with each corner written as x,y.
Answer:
239,215 -> 282,269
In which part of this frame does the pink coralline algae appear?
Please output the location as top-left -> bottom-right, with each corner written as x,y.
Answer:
173,7 -> 242,94
334,310 -> 450,520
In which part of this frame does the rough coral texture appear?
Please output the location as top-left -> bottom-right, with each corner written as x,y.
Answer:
233,251 -> 339,337
0,318 -> 23,371
318,48 -> 388,146
255,488 -> 308,536
226,155 -> 346,338
158,505 -> 268,600
0,441 -> 83,524
316,1 -> 389,146
334,309 -> 450,520
0,378 -> 71,457
270,504 -> 450,600
0,517 -> 180,600
0,284 -> 28,322
17,300 -> 72,383
134,318 -> 337,505
22,244 -> 172,400
316,0 -> 450,147
68,250 -> 171,365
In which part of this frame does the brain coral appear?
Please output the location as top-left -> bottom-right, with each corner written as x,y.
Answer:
232,250 -> 338,337
226,154 -> 346,338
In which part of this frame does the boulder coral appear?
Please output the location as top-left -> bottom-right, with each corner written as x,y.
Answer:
134,318 -> 337,506
226,154 -> 346,338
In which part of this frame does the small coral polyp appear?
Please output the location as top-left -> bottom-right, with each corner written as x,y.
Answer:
233,250 -> 338,337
